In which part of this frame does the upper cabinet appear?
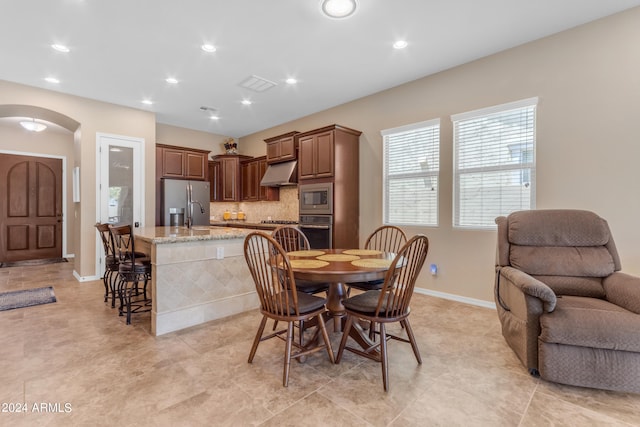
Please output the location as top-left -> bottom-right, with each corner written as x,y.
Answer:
241,156 -> 279,202
240,158 -> 259,202
155,144 -> 210,225
210,154 -> 251,202
296,125 -> 361,181
265,131 -> 299,164
157,144 -> 209,180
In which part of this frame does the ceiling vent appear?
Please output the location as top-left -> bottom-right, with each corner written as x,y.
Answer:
239,75 -> 277,92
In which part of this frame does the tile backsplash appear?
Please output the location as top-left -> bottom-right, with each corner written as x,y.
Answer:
209,186 -> 299,222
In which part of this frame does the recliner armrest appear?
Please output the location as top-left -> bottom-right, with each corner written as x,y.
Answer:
498,266 -> 557,312
603,272 -> 640,314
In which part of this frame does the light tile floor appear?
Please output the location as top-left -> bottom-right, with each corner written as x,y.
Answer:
1,261 -> 639,426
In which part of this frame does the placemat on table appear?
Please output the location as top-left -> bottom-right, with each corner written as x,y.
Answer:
288,259 -> 330,269
287,250 -> 326,257
317,254 -> 360,262
351,258 -> 393,268
342,249 -> 382,256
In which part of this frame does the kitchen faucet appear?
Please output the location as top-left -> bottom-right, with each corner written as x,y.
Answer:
185,184 -> 205,229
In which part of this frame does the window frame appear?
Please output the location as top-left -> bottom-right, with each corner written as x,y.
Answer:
381,118 -> 440,227
451,97 -> 538,230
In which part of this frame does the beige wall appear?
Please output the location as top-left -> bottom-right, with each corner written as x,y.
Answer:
239,7 -> 640,303
0,81 -> 156,278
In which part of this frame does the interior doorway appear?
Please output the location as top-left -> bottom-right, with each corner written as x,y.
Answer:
96,133 -> 145,277
0,153 -> 63,262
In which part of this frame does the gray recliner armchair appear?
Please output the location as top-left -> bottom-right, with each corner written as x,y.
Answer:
494,209 -> 640,393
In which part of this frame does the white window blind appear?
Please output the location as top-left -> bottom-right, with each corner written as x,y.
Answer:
382,119 -> 440,226
452,97 -> 537,229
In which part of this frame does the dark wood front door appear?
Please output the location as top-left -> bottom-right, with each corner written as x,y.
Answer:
0,154 -> 63,262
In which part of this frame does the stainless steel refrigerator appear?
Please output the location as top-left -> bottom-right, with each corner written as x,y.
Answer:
161,178 -> 210,226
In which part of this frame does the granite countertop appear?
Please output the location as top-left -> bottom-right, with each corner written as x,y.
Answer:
135,226 -> 253,244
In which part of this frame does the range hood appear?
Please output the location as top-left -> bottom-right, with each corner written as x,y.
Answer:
260,160 -> 298,187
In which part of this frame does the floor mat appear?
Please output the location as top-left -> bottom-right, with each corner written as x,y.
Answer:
0,258 -> 68,268
0,286 -> 57,311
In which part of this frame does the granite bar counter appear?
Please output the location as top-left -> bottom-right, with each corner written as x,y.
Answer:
134,226 -> 260,335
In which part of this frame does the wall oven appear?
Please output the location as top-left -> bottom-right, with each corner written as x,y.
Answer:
299,215 -> 332,249
299,183 -> 333,215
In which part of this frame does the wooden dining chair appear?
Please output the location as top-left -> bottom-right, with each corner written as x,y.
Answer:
244,231 -> 335,387
271,225 -> 331,342
272,225 -> 330,295
110,224 -> 152,325
336,234 -> 429,391
346,225 -> 408,295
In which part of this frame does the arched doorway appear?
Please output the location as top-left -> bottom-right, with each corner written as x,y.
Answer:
0,105 -> 79,263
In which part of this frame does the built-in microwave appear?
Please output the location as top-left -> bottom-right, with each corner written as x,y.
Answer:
299,183 -> 333,215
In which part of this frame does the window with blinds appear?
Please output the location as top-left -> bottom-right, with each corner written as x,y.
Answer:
382,119 -> 440,226
452,97 -> 537,229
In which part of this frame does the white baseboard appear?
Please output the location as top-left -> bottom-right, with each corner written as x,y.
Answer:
73,270 -> 100,282
414,287 -> 496,310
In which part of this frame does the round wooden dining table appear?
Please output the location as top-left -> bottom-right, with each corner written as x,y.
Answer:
285,248 -> 397,332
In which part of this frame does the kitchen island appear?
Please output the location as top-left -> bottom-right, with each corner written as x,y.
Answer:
134,226 -> 258,336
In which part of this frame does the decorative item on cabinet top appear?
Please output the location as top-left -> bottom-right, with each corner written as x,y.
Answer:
223,137 -> 238,154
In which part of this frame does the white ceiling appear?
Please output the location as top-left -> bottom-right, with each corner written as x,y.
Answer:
1,1 -> 639,138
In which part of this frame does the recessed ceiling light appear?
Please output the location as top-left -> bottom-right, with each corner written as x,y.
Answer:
165,77 -> 179,84
44,77 -> 60,84
241,99 -> 252,106
201,44 -> 216,53
142,99 -> 153,105
51,44 -> 70,53
285,78 -> 298,85
210,115 -> 220,120
320,0 -> 357,19
393,40 -> 408,49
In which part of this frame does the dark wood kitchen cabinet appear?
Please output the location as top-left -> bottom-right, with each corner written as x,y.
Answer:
241,159 -> 259,201
155,144 -> 210,225
296,125 -> 361,181
296,124 -> 362,249
211,154 -> 251,202
298,130 -> 334,179
265,131 -> 299,164
156,144 -> 209,180
241,156 -> 279,202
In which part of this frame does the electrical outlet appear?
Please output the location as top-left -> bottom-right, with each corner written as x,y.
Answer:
216,247 -> 224,259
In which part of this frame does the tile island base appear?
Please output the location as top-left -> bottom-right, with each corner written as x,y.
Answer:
134,226 -> 258,335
